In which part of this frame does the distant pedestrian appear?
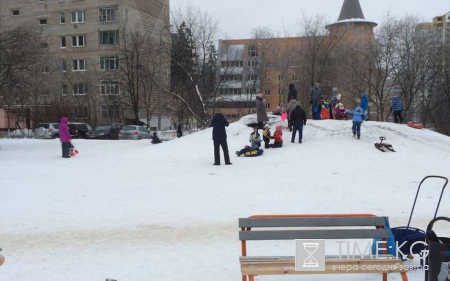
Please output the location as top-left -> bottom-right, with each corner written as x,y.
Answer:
255,93 -> 269,129
391,94 -> 404,124
211,113 -> 232,165
329,93 -> 341,119
151,132 -> 162,144
59,117 -> 71,158
309,83 -> 323,120
177,124 -> 183,138
288,83 -> 297,102
285,96 -> 300,131
290,105 -> 307,144
346,106 -> 367,139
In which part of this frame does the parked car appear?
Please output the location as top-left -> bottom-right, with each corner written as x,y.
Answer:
86,124 -> 123,140
34,123 -> 60,139
68,123 -> 93,139
118,125 -> 151,140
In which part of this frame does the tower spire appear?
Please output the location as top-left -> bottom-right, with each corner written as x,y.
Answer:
338,0 -> 365,21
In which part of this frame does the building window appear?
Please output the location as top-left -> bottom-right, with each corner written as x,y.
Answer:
73,83 -> 88,96
71,35 -> 85,47
60,12 -> 66,24
290,60 -> 299,67
38,0 -> 47,3
100,56 -> 119,70
264,76 -> 270,82
12,10 -> 20,16
71,11 -> 85,23
61,84 -> 68,96
248,45 -> 258,57
41,42 -> 48,48
278,89 -> 284,95
291,75 -> 298,81
264,90 -> 271,96
345,23 -> 350,33
98,7 -> 117,23
73,59 -> 87,71
264,61 -> 272,68
39,19 -> 47,25
99,31 -> 119,45
61,37 -> 66,48
61,59 -> 67,72
41,66 -> 49,73
355,25 -> 359,34
101,105 -> 119,118
266,103 -> 271,109
100,80 -> 120,95
278,75 -> 284,82
248,75 -> 257,81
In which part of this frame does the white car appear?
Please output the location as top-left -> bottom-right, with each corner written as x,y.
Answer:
118,125 -> 152,140
34,123 -> 60,139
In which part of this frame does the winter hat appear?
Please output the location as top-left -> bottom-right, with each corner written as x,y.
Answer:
338,103 -> 345,110
337,94 -> 342,100
257,93 -> 264,98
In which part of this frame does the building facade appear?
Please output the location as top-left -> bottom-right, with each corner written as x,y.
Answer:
0,0 -> 170,130
215,0 -> 376,121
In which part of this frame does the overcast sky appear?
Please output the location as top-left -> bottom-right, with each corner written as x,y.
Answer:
170,0 -> 449,39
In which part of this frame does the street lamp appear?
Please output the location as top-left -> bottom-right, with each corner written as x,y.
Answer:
158,24 -> 172,131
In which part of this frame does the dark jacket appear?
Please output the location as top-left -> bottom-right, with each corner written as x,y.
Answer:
176,124 -> 182,138
391,96 -> 403,112
255,96 -> 269,122
211,113 -> 229,141
288,84 -> 298,101
290,105 -> 307,125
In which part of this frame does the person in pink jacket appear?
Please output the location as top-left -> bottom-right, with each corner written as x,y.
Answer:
59,117 -> 71,158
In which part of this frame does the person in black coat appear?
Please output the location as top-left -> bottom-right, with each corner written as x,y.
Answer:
176,124 -> 183,138
288,83 -> 297,102
211,113 -> 232,165
290,105 -> 307,143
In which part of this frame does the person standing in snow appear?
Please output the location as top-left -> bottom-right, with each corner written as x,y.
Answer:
151,132 -> 162,144
290,105 -> 307,143
360,92 -> 369,121
211,113 -> 232,165
59,117 -> 71,158
391,94 -> 404,124
288,83 -> 297,102
255,93 -> 269,129
177,124 -> 183,138
309,83 -> 323,120
329,93 -> 341,119
285,96 -> 300,132
346,106 -> 367,139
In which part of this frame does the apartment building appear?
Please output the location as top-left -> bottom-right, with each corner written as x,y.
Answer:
216,0 -> 377,121
0,0 -> 170,129
417,11 -> 450,44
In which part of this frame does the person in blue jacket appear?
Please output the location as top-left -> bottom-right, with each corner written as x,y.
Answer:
346,106 -> 367,139
235,126 -> 262,157
391,94 -> 404,123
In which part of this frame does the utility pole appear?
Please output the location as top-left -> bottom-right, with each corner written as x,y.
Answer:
157,25 -> 172,131
368,65 -> 372,119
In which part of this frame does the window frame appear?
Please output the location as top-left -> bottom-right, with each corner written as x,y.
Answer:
100,56 -> 119,70
71,11 -> 85,24
100,80 -> 120,95
73,83 -> 88,96
39,18 -> 47,25
60,59 -> 67,72
71,35 -> 85,47
99,30 -> 119,45
11,10 -> 20,16
60,12 -> 66,24
98,7 -> 118,23
61,84 -> 68,96
72,59 -> 87,71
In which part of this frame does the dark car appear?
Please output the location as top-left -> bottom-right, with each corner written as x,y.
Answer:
68,123 -> 93,139
86,124 -> 123,140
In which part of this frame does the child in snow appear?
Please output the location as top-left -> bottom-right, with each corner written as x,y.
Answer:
269,125 -> 283,148
334,102 -> 346,120
346,106 -> 367,139
236,126 -> 262,156
151,132 -> 162,144
262,125 -> 272,149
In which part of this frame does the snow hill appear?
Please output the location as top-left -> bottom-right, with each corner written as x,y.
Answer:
0,116 -> 449,281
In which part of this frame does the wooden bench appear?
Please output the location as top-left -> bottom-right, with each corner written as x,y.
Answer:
239,214 -> 409,281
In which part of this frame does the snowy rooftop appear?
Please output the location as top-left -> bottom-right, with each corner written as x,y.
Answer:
0,118 -> 449,280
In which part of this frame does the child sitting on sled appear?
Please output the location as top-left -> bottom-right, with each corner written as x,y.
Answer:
262,125 -> 272,148
236,126 -> 262,157
269,125 -> 283,148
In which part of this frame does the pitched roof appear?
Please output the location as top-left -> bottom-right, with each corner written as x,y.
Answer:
338,0 -> 365,21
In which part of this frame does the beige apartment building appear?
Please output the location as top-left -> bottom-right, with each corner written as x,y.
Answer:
0,0 -> 170,130
417,11 -> 450,43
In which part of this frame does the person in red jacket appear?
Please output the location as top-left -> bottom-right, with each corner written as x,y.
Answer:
59,117 -> 72,158
269,125 -> 283,148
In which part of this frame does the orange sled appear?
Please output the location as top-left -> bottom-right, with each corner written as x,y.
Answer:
407,122 -> 424,129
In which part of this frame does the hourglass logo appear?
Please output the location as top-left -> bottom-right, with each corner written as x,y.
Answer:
295,239 -> 325,271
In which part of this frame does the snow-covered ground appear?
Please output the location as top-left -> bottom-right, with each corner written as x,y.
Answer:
0,117 -> 449,281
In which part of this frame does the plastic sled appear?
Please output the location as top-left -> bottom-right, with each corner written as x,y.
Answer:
244,149 -> 264,157
69,148 -> 79,157
281,112 -> 287,122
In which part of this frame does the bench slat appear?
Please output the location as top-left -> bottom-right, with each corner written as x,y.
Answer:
240,256 -> 407,275
239,229 -> 390,240
239,217 -> 386,228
